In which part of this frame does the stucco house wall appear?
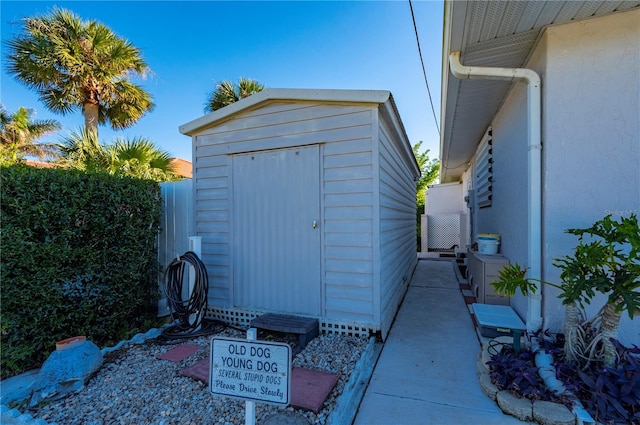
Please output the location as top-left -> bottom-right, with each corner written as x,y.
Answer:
482,80 -> 532,320
540,10 -> 640,343
470,10 -> 639,344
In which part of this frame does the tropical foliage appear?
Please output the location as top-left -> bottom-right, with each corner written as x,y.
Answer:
0,106 -> 60,165
107,137 -> 175,181
558,339 -> 640,424
413,141 -> 440,214
57,128 -> 178,182
5,7 -> 154,133
205,77 -> 264,112
413,141 -> 439,249
492,214 -> 640,369
57,127 -> 109,172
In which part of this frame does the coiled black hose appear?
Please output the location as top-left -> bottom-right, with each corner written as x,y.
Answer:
161,251 -> 212,338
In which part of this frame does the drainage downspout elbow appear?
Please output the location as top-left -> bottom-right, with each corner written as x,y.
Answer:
449,51 -> 540,86
449,51 -> 543,332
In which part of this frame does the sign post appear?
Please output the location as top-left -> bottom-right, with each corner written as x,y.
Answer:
246,328 -> 256,425
210,329 -> 291,425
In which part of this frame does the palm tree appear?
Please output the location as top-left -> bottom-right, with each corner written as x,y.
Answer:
0,106 -> 61,165
5,7 -> 154,134
58,128 -> 177,182
205,77 -> 264,112
57,127 -> 109,172
107,137 -> 177,181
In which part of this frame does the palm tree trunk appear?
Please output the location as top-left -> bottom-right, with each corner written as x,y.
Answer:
601,297 -> 623,368
84,103 -> 99,133
563,302 -> 580,365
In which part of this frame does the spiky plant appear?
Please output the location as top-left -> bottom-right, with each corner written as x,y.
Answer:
0,106 -> 60,165
107,137 -> 177,181
205,77 -> 264,112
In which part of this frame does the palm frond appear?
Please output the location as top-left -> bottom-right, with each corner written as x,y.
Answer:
205,78 -> 264,112
491,263 -> 539,297
6,7 -> 153,132
0,106 -> 61,163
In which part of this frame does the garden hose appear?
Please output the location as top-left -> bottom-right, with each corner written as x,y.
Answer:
161,251 -> 215,339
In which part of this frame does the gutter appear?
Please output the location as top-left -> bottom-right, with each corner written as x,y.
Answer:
449,51 -> 543,333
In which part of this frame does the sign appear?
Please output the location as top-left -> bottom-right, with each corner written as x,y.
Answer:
210,337 -> 291,405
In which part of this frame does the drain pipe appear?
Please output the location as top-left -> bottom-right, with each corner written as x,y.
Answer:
449,51 -> 543,333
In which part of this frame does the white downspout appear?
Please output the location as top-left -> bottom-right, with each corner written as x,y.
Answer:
449,51 -> 543,333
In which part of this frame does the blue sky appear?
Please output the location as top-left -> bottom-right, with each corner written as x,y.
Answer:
1,1 -> 443,161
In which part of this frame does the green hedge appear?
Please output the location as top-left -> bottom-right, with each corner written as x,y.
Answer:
1,165 -> 162,378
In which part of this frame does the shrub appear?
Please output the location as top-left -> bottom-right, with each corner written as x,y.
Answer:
1,165 -> 162,378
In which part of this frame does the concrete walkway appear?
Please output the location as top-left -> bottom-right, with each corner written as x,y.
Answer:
354,259 -> 529,425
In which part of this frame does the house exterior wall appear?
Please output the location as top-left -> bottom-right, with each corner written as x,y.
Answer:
425,182 -> 463,214
540,10 -> 640,344
477,80 -> 530,319
377,108 -> 418,338
468,10 -> 639,344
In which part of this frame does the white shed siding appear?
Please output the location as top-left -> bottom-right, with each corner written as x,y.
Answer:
192,101 -> 378,322
182,90 -> 419,337
323,119 -> 376,323
194,154 -> 231,305
377,114 -> 418,336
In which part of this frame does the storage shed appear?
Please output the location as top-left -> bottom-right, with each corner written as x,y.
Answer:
179,88 -> 420,339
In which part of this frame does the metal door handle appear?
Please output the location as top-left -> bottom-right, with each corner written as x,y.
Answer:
312,221 -> 317,229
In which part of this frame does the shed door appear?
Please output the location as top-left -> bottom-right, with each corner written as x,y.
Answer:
232,145 -> 321,315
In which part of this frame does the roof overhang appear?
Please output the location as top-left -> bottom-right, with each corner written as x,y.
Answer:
439,0 -> 640,183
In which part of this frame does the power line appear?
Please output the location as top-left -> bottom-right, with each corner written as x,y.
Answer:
409,0 -> 440,136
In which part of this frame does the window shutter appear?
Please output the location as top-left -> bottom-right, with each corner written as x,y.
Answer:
475,127 -> 493,208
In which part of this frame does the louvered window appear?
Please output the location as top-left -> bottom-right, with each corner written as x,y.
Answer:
475,127 -> 493,208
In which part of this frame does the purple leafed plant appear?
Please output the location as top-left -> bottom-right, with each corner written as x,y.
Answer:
556,339 -> 640,424
487,345 -> 564,403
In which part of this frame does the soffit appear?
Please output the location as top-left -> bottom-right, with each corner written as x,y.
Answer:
440,0 -> 640,183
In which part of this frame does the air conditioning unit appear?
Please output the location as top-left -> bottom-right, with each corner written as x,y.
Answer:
467,250 -> 510,305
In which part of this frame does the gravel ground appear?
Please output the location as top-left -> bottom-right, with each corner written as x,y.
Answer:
26,325 -> 369,425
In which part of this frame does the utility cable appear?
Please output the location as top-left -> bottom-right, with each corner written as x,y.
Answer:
409,0 -> 440,136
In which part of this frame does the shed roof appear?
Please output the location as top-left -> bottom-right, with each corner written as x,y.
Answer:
440,0 -> 640,183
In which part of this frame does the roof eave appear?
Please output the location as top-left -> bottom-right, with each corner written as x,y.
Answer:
440,0 -> 468,183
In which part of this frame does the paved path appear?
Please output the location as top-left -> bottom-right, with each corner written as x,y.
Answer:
354,259 -> 529,425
